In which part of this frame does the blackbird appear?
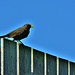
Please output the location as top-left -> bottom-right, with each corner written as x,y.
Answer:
0,24 -> 33,44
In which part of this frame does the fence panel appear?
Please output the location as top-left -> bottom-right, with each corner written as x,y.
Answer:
33,50 -> 44,75
47,54 -> 57,75
19,45 -> 31,75
4,39 -> 17,75
59,58 -> 68,75
0,39 -> 75,75
70,62 -> 75,75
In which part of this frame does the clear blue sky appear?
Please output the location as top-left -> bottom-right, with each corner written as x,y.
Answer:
0,0 -> 75,62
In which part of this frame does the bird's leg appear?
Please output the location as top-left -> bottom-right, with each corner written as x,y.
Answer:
18,40 -> 25,46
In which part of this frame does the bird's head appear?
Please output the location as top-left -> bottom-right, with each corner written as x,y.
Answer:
23,24 -> 34,30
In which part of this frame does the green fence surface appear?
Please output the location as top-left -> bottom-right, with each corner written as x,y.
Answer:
0,38 -> 75,75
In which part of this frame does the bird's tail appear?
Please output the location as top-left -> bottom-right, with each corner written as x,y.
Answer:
0,34 -> 8,38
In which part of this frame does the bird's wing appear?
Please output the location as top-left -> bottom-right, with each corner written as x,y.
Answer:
8,27 -> 24,38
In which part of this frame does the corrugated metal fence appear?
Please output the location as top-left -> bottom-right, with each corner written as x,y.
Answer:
0,38 -> 75,75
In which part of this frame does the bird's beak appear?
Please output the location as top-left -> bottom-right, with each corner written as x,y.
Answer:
31,26 -> 34,27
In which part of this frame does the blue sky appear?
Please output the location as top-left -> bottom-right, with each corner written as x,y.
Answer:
0,0 -> 75,62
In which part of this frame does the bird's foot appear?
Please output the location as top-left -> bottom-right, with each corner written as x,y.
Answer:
20,43 -> 25,46
17,40 -> 25,46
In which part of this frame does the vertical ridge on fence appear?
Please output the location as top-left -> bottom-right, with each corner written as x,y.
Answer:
31,48 -> 33,73
1,38 -> 4,75
17,42 -> 20,75
57,58 -> 59,75
68,61 -> 70,75
44,53 -> 47,75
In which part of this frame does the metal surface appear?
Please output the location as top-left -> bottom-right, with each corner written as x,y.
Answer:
1,38 -> 4,75
31,48 -> 33,73
44,53 -> 47,75
0,39 -> 75,75
47,54 -> 57,75
70,62 -> 75,75
57,58 -> 59,75
19,45 -> 31,75
68,61 -> 70,75
4,39 -> 17,75
33,50 -> 44,75
17,42 -> 20,75
59,58 -> 68,75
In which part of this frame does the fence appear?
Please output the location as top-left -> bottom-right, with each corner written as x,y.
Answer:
0,38 -> 75,75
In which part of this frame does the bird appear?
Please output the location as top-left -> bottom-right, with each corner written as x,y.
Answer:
0,24 -> 33,45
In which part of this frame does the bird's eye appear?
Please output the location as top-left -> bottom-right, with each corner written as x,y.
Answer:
27,25 -> 30,28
